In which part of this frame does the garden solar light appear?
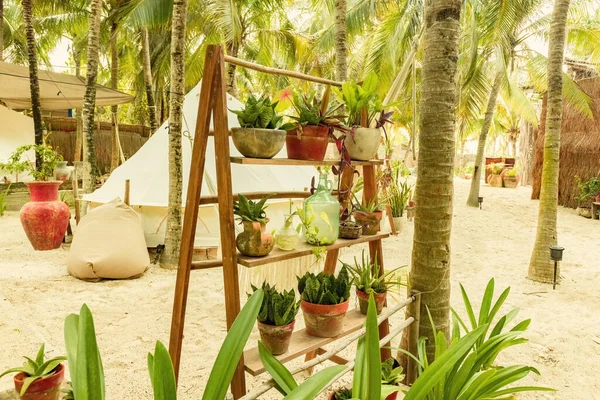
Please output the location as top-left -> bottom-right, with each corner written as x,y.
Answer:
478,196 -> 483,210
549,245 -> 564,290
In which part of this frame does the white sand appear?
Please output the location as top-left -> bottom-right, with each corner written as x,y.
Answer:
0,178 -> 599,399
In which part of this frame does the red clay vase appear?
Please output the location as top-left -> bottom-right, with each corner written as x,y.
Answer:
14,363 -> 64,400
286,125 -> 329,161
258,320 -> 295,355
301,299 -> 349,338
356,289 -> 386,315
236,220 -> 274,257
20,181 -> 70,251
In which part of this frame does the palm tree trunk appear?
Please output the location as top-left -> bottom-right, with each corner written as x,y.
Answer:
73,49 -> 83,162
22,0 -> 44,169
141,27 -> 159,134
334,0 -> 347,81
161,0 -> 188,269
82,0 -> 102,199
110,21 -> 120,171
466,72 -> 502,206
225,42 -> 239,96
408,0 -> 462,360
528,0 -> 571,283
0,0 -> 4,61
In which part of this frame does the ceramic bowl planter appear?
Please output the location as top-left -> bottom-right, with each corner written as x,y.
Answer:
236,220 -> 274,257
339,221 -> 362,239
258,321 -> 295,355
344,128 -> 381,161
353,211 -> 382,235
503,175 -> 518,188
301,299 -> 349,338
286,125 -> 329,161
356,289 -> 386,315
392,216 -> 405,234
488,174 -> 503,187
13,363 -> 64,400
20,181 -> 70,251
231,128 -> 286,159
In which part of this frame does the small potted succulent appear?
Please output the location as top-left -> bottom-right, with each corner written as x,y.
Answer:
0,344 -> 66,400
297,266 -> 351,338
286,87 -> 347,161
388,180 -> 412,234
0,144 -> 70,250
381,358 -> 405,400
334,73 -> 393,161
352,192 -> 387,235
343,251 -> 402,315
230,95 -> 292,159
575,176 -> 600,218
233,194 -> 274,257
503,168 -> 518,188
251,282 -> 300,355
460,162 -> 474,180
486,163 -> 504,187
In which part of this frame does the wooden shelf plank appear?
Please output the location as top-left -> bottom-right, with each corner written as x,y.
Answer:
230,157 -> 384,167
237,233 -> 389,268
244,309 -> 365,376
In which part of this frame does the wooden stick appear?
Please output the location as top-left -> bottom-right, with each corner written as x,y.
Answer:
124,179 -> 130,206
191,259 -> 223,270
240,297 -> 415,400
198,191 -> 311,205
72,168 -> 80,225
406,290 -> 421,385
224,55 -> 343,87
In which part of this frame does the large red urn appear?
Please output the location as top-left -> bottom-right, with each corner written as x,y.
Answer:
20,181 -> 70,250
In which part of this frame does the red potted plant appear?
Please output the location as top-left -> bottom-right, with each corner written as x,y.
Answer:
286,86 -> 347,161
0,344 -> 66,400
251,282 -> 300,355
297,266 -> 351,338
0,144 -> 69,250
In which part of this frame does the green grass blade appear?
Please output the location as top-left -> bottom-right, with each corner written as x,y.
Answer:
364,293 -> 381,400
459,284 -> 477,330
64,313 -> 79,391
20,376 -> 40,396
284,365 -> 346,400
487,286 -> 510,323
202,289 -> 264,400
258,341 -> 297,395
35,343 -> 45,366
352,336 -> 366,399
75,304 -> 105,400
149,341 -> 177,400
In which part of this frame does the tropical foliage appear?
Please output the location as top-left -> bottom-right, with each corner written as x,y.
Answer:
297,266 -> 351,305
251,282 -> 300,326
0,144 -> 63,181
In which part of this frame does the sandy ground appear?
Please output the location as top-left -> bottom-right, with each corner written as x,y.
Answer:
0,178 -> 599,399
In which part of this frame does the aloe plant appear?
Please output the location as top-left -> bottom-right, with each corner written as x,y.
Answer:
230,95 -> 292,130
251,282 -> 300,326
0,344 -> 66,396
352,192 -> 387,214
288,86 -> 347,131
233,194 -> 272,224
297,266 -> 351,305
343,250 -> 404,294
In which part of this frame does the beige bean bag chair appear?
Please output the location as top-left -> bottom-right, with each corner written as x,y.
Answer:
67,198 -> 150,281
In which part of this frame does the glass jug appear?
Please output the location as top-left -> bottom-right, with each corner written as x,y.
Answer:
275,214 -> 300,251
303,174 -> 340,245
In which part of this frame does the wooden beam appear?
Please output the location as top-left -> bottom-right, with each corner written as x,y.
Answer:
406,291 -> 421,384
124,179 -> 130,206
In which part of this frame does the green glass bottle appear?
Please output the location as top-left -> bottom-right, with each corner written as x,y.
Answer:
303,173 -> 340,245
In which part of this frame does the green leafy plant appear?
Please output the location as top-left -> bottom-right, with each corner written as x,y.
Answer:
230,94 -> 291,130
0,344 -> 66,396
388,180 -> 412,217
352,192 -> 387,213
295,203 -> 331,246
0,144 -> 63,181
0,183 -> 11,217
233,194 -> 271,224
288,86 -> 347,131
330,388 -> 353,400
297,266 -> 351,305
148,342 -> 176,400
486,163 -> 504,175
505,168 -> 517,177
251,282 -> 300,326
333,73 -> 383,127
381,358 -> 404,386
461,162 -> 474,175
575,176 -> 600,203
342,250 -> 403,294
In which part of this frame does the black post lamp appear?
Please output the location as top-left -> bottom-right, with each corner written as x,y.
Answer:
549,245 -> 564,290
478,196 -> 483,210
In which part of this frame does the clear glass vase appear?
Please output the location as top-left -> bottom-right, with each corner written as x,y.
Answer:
275,214 -> 300,251
303,174 -> 340,245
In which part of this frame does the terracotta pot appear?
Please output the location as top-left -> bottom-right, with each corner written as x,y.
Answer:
20,181 -> 70,251
236,220 -> 274,257
386,391 -> 398,400
14,363 -> 64,400
286,125 -> 329,161
488,174 -> 503,187
231,128 -> 286,159
392,216 -> 405,233
594,194 -> 600,202
353,211 -> 383,235
258,320 -> 295,355
405,205 -> 415,222
503,176 -> 518,188
344,127 -> 381,161
356,289 -> 386,315
301,299 -> 349,338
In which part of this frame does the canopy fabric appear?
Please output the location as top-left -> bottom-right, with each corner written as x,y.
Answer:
0,105 -> 34,181
0,61 -> 134,110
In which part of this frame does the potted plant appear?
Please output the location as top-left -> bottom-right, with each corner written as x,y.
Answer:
352,192 -> 386,235
230,95 -> 292,159
0,344 -> 66,400
388,180 -> 412,233
460,162 -> 474,179
339,219 -> 362,239
486,163 -> 504,187
380,358 -> 405,400
405,199 -> 415,222
503,168 -> 518,188
334,73 -> 393,161
575,176 -> 600,218
297,266 -> 351,338
233,194 -> 274,256
0,144 -> 70,250
251,282 -> 300,355
343,251 -> 401,315
328,388 -> 353,400
286,87 -> 347,161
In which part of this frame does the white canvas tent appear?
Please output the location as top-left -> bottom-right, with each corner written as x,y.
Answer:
0,105 -> 35,182
85,82 -> 319,248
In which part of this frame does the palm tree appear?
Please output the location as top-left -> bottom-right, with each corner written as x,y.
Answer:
334,0 -> 347,81
0,0 -> 4,60
109,0 -> 122,172
82,0 -> 103,199
161,0 -> 187,269
410,0 -> 462,358
528,0 -> 571,282
141,27 -> 158,133
21,0 -> 44,168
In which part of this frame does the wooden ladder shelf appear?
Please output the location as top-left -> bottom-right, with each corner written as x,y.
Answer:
168,45 -> 394,399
